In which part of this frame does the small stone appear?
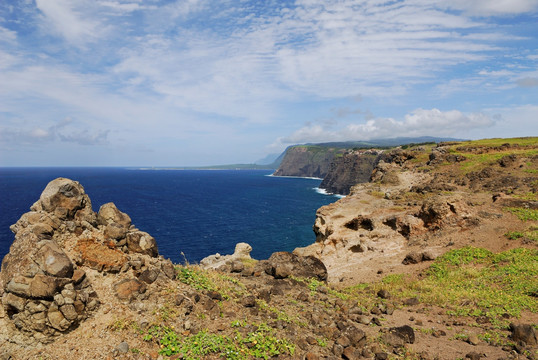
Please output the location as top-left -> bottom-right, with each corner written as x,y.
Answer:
465,352 -> 484,360
375,352 -> 388,360
510,323 -> 537,346
402,252 -> 422,265
389,325 -> 415,344
305,352 -> 320,360
241,295 -> 256,308
60,304 -> 78,321
138,268 -> 159,284
117,341 -> 129,353
377,289 -> 391,299
230,260 -> 245,273
336,336 -> 351,348
333,344 -> 344,357
362,348 -> 373,358
114,279 -> 146,301
205,291 -> 221,301
403,297 -> 419,306
421,250 -> 436,261
342,347 -> 360,360
467,334 -> 480,346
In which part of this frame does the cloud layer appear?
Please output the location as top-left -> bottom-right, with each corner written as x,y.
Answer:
0,0 -> 537,165
275,108 -> 494,146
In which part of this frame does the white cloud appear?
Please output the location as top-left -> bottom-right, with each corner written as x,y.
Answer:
35,0 -> 102,45
413,0 -> 538,16
275,108 -> 494,146
0,117 -> 110,146
0,25 -> 17,43
1,0 -> 536,165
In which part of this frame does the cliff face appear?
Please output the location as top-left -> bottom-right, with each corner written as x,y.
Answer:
294,138 -> 538,285
319,150 -> 388,195
272,145 -> 345,178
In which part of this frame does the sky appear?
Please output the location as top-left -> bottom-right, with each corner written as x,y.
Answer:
0,0 -> 537,167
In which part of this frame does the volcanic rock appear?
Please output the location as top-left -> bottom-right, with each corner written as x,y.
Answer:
0,177 -> 172,345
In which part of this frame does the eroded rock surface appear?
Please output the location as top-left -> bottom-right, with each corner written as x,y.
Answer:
0,178 -> 174,345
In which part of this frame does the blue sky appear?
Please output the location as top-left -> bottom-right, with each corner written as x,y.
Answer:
0,0 -> 537,166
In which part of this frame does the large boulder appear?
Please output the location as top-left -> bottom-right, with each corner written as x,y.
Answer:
30,178 -> 89,220
200,242 -> 253,270
264,252 -> 327,281
98,202 -> 132,240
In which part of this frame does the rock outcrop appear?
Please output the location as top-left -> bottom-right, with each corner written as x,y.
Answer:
272,145 -> 346,178
295,142 -> 538,284
200,242 -> 253,270
0,178 -> 175,345
319,149 -> 387,195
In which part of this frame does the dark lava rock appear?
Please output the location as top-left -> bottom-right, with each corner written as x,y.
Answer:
510,323 -> 537,346
265,252 -> 327,281
389,325 -> 415,344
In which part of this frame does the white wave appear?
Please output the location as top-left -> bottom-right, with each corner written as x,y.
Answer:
313,187 -> 346,198
267,174 -> 324,180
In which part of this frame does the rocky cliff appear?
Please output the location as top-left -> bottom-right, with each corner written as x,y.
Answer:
272,145 -> 347,178
295,139 -> 538,284
319,149 -> 389,195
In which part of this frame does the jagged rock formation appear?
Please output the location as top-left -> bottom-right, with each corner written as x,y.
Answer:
319,149 -> 388,195
295,142 -> 538,284
0,178 -> 175,345
200,242 -> 253,270
272,145 -> 346,178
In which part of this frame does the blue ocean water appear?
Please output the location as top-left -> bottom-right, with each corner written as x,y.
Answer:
0,168 -> 338,264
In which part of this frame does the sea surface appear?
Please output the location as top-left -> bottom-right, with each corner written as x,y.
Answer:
0,168 -> 339,264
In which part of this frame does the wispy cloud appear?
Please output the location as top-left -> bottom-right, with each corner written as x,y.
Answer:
0,0 -> 537,165
35,0 -> 103,46
0,117 -> 110,146
433,0 -> 538,16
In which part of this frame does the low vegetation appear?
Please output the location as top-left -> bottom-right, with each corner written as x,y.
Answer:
143,323 -> 295,359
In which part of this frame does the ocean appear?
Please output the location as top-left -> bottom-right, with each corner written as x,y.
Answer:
0,168 -> 339,264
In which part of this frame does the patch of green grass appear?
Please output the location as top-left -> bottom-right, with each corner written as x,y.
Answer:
154,304 -> 179,322
445,137 -> 538,174
344,247 -> 538,327
505,227 -> 538,243
177,266 -> 216,291
382,274 -> 405,284
293,277 -> 349,300
513,192 -> 538,201
144,323 -> 295,360
426,248 -> 537,323
176,266 -> 246,300
454,137 -> 538,148
505,207 -> 538,221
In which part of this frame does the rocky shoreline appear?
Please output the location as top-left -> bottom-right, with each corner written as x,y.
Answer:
1,138 -> 537,359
